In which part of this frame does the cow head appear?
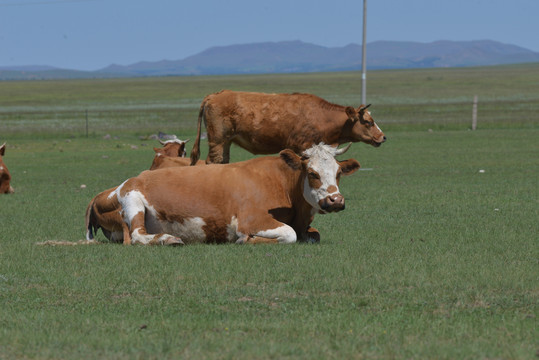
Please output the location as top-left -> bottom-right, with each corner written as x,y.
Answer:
154,138 -> 190,158
0,143 -> 14,194
345,104 -> 386,147
280,143 -> 360,213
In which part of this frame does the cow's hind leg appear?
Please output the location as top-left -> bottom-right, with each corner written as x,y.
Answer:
128,212 -> 184,246
206,141 -> 226,164
240,222 -> 297,245
122,192 -> 183,246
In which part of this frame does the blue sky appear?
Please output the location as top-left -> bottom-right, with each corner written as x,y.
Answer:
1,0 -> 537,71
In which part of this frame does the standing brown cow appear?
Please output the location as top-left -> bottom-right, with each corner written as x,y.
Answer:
0,143 -> 14,194
190,90 -> 386,164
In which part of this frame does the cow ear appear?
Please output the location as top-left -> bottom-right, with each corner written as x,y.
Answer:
338,159 -> 360,175
280,149 -> 302,170
345,106 -> 358,121
153,147 -> 160,153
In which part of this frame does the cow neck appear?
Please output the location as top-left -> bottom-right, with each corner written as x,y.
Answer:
288,168 -> 318,235
286,164 -> 315,215
318,107 -> 351,145
336,117 -> 358,143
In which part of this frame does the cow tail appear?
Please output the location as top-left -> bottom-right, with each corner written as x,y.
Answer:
85,199 -> 97,241
190,99 -> 206,165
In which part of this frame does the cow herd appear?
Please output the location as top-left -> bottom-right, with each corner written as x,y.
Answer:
4,90 -> 386,246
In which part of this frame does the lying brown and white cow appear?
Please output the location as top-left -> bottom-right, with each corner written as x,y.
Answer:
190,90 -> 386,164
0,143 -> 14,194
86,138 -> 203,242
107,143 -> 359,245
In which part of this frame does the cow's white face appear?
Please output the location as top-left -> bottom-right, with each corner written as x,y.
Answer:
299,143 -> 360,214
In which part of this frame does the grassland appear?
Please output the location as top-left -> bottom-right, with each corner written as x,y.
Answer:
0,64 -> 537,359
1,62 -> 538,136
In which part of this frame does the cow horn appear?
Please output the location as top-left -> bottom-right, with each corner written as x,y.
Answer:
360,104 -> 372,111
182,139 -> 190,143
159,139 -> 166,145
335,143 -> 352,155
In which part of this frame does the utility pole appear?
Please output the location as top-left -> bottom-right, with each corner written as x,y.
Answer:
361,0 -> 367,105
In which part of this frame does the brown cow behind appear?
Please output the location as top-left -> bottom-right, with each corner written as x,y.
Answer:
190,90 -> 386,164
0,143 -> 14,194
105,143 -> 359,245
86,138 -> 203,243
149,138 -> 189,170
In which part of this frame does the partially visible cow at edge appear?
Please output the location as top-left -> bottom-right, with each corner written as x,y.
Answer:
86,138 -> 200,243
0,143 -> 14,194
190,90 -> 386,165
105,143 -> 359,245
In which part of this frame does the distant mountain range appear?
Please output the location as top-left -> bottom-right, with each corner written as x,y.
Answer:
2,40 -> 539,80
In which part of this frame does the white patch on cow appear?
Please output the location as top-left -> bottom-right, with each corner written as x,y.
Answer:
109,180 -> 128,200
255,224 -> 297,244
375,123 -> 382,132
158,217 -> 206,243
0,166 -> 3,171
161,138 -> 184,146
301,144 -> 341,211
118,189 -> 157,229
227,216 -> 240,242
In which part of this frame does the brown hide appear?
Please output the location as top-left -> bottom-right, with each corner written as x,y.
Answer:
151,156 -> 205,170
190,90 -> 386,164
116,144 -> 360,245
0,143 -> 14,194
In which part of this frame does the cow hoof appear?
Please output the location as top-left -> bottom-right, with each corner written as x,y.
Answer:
235,234 -> 249,245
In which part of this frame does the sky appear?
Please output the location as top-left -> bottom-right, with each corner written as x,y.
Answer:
1,0 -> 538,71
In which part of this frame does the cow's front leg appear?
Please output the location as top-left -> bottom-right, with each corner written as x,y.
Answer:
304,226 -> 320,243
240,222 -> 297,244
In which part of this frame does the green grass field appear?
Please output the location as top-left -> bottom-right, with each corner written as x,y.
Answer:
0,64 -> 537,359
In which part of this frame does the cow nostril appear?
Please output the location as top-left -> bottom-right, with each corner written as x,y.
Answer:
383,136 -> 387,141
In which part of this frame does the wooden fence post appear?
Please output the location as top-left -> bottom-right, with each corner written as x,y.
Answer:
472,95 -> 478,130
86,109 -> 89,138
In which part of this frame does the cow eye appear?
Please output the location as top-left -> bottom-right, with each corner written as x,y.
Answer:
360,118 -> 372,126
308,171 -> 320,180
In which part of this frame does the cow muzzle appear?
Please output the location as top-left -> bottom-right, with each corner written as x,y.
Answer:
372,135 -> 387,147
319,193 -> 345,213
